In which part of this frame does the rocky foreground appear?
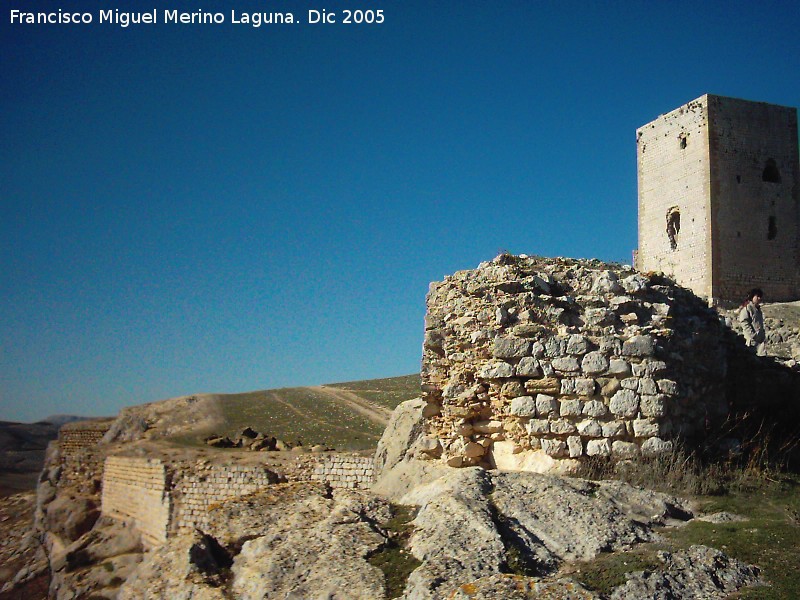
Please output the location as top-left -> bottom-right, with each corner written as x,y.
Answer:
111,466 -> 760,599
0,399 -> 761,600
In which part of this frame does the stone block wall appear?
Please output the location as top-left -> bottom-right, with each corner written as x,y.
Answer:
99,452 -> 375,544
637,94 -> 800,304
637,95 -> 712,298
171,464 -> 283,535
708,95 -> 800,303
101,456 -> 170,548
58,419 -> 114,489
420,254 -> 727,472
308,455 -> 374,489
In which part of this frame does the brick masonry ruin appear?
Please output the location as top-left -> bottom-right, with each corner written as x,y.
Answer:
636,94 -> 800,304
58,420 -> 374,548
420,254 -> 729,472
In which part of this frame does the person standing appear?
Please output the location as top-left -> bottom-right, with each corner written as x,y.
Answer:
739,288 -> 766,355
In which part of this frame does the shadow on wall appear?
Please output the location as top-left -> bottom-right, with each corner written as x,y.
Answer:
721,340 -> 800,467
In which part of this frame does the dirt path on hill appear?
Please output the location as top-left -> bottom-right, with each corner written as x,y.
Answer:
308,386 -> 392,426
266,392 -> 382,440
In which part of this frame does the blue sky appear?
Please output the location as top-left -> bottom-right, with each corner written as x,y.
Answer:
2,1 -> 799,422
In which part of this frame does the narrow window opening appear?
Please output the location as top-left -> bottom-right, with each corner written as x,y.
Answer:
666,207 -> 681,250
763,159 -> 781,183
736,175 -> 741,184
679,134 -> 687,150
768,216 -> 777,240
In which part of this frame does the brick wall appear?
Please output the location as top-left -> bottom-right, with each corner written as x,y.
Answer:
171,464 -> 283,535
101,456 -> 170,548
100,452 -> 375,545
58,419 -> 113,489
308,455 -> 374,489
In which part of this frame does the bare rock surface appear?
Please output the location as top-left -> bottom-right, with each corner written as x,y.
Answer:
119,482 -> 390,600
48,516 -> 143,600
399,467 -> 692,599
17,457 -> 762,600
696,511 -> 748,524
373,397 -> 427,479
448,574 -> 598,599
103,394 -> 225,443
402,468 -> 506,600
609,545 -> 761,599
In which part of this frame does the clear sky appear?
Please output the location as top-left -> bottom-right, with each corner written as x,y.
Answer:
2,1 -> 799,423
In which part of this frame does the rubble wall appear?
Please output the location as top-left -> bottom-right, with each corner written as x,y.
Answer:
101,456 -> 170,548
420,255 -> 728,472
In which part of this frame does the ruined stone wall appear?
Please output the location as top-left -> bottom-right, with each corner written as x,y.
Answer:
308,455 -> 374,489
100,452 -> 375,544
420,255 -> 727,472
708,96 -> 800,302
171,464 -> 283,535
101,456 -> 170,548
58,419 -> 114,489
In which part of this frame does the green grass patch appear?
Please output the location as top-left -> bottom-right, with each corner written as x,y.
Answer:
368,504 -> 421,599
326,374 -> 420,410
167,374 -> 419,450
564,547 -> 665,595
570,465 -> 800,598
661,476 -> 800,599
578,444 -> 800,598
216,388 -> 385,451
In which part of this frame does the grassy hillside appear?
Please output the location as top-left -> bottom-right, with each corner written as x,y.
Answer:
172,374 -> 420,451
326,374 -> 421,410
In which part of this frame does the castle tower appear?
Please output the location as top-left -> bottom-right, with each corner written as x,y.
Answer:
636,94 -> 800,304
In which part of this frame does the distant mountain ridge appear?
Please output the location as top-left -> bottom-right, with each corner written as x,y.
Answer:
40,415 -> 92,427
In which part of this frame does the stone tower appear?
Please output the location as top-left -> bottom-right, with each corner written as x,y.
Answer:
636,94 -> 800,304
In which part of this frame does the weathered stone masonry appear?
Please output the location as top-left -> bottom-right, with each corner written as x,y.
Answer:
420,254 -> 728,471
97,452 -> 374,548
637,94 -> 800,304
58,419 -> 114,488
102,456 -> 170,548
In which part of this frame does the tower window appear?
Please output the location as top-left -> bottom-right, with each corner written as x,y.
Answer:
679,134 -> 687,150
666,207 -> 681,250
763,159 -> 781,183
768,216 -> 777,240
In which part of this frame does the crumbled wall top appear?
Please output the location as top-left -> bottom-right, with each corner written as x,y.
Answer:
420,254 -> 727,471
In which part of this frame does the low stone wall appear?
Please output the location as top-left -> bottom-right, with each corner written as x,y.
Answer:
100,452 -> 376,545
58,419 -> 114,488
308,455 -> 374,489
101,456 -> 170,548
421,254 -> 727,472
171,464 -> 283,535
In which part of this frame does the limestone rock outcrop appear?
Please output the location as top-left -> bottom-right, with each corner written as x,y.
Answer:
118,482 -> 389,600
110,465 -> 760,600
